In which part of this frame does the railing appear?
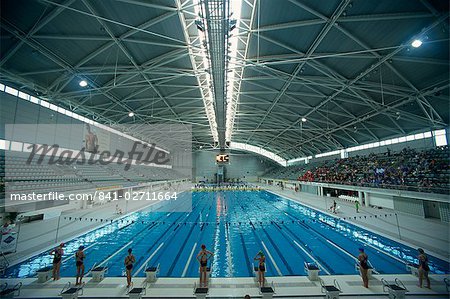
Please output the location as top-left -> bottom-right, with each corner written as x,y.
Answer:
0,251 -> 9,275
262,176 -> 449,195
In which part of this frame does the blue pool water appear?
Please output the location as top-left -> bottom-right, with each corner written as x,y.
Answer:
4,190 -> 449,278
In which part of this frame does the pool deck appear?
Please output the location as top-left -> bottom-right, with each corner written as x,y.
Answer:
3,184 -> 450,298
261,184 -> 450,261
2,274 -> 449,298
4,182 -> 192,266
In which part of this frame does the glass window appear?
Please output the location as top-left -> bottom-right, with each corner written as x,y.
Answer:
10,141 -> 23,151
435,130 -> 447,146
0,140 -> 10,150
5,86 -> 18,96
22,143 -> 33,152
18,91 -> 29,100
30,96 -> 40,104
49,103 -> 58,111
40,100 -> 50,108
414,133 -> 424,140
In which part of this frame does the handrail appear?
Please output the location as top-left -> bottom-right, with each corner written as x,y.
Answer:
13,282 -> 22,296
0,251 -> 10,272
395,278 -> 407,291
86,262 -> 97,276
60,282 -> 71,295
319,278 -> 326,293
333,279 -> 341,291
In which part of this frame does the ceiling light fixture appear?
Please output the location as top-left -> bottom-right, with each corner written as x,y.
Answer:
128,112 -> 135,117
301,117 -> 307,122
225,0 -> 244,143
79,80 -> 88,87
411,39 -> 422,48
192,0 -> 219,143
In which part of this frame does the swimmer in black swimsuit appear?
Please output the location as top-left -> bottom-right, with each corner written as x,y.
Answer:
358,247 -> 369,288
254,250 -> 266,287
124,248 -> 136,288
51,243 -> 64,280
417,248 -> 430,289
75,246 -> 85,285
196,244 -> 214,287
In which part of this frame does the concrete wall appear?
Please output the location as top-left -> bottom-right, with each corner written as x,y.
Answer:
193,150 -> 273,182
370,193 -> 394,209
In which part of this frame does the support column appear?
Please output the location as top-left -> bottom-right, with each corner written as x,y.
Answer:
364,192 -> 370,207
358,191 -> 363,205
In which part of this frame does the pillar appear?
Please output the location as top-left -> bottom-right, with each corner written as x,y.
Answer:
364,192 -> 370,207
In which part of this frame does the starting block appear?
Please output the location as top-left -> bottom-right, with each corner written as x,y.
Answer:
145,263 -> 160,282
60,282 -> 84,299
305,262 -> 320,281
382,278 -> 408,299
36,267 -> 53,283
91,266 -> 108,282
320,278 -> 341,299
260,282 -> 276,299
0,282 -> 22,299
127,280 -> 147,299
193,282 -> 208,299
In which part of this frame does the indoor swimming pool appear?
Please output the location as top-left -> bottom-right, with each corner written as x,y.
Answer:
4,190 -> 449,278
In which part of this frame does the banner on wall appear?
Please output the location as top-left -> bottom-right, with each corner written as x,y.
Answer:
0,232 -> 18,253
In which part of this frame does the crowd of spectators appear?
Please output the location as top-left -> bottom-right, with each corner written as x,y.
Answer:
265,146 -> 449,194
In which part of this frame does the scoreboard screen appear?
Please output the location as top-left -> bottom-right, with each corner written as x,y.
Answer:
216,154 -> 229,163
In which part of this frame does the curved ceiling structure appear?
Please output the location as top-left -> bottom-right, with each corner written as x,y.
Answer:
0,0 -> 448,159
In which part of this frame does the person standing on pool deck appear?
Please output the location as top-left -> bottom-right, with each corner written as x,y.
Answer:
254,250 -> 266,287
75,246 -> 86,285
50,243 -> 64,280
124,248 -> 136,288
355,200 -> 360,213
417,248 -> 431,288
197,244 -> 214,287
358,248 -> 369,288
